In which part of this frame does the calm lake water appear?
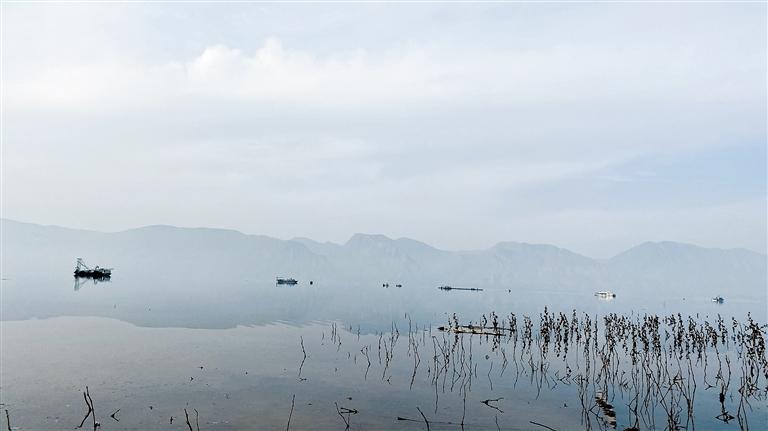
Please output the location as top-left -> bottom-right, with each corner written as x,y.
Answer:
1,266 -> 766,430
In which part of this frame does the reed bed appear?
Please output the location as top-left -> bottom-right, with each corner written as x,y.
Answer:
323,308 -> 766,430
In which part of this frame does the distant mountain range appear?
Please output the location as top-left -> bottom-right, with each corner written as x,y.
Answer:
2,219 -> 765,294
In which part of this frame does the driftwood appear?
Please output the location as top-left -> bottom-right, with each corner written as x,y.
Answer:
437,325 -> 510,337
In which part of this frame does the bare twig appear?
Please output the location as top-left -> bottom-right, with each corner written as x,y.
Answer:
184,408 -> 194,431
298,337 -> 307,379
481,398 -> 504,413
286,394 -> 295,431
76,389 -> 93,429
530,420 -> 558,431
416,406 -> 430,431
335,402 -> 351,430
396,416 -> 467,426
85,387 -> 97,430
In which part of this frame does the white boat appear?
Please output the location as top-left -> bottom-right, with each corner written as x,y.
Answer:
595,291 -> 616,298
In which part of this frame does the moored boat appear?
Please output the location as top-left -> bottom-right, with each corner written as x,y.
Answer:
74,258 -> 112,278
438,285 -> 483,291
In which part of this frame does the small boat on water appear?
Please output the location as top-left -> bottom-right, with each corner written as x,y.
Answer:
712,296 -> 725,303
438,286 -> 483,292
595,291 -> 616,298
74,258 -> 112,278
276,277 -> 298,285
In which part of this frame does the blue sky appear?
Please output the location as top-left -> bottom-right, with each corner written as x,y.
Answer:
1,2 -> 765,257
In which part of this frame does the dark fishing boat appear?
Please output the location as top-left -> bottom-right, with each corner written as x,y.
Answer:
276,277 -> 298,285
438,285 -> 483,291
73,258 -> 112,278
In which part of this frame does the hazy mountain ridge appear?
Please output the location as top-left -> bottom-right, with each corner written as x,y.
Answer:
2,219 -> 765,293
608,241 -> 766,291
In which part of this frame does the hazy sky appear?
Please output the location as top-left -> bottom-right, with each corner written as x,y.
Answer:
2,2 -> 766,257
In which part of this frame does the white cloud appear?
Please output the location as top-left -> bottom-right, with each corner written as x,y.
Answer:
7,37 -> 444,111
7,24 -> 763,115
184,38 -> 442,106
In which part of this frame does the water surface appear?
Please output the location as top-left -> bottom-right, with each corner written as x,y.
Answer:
1,263 -> 765,430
